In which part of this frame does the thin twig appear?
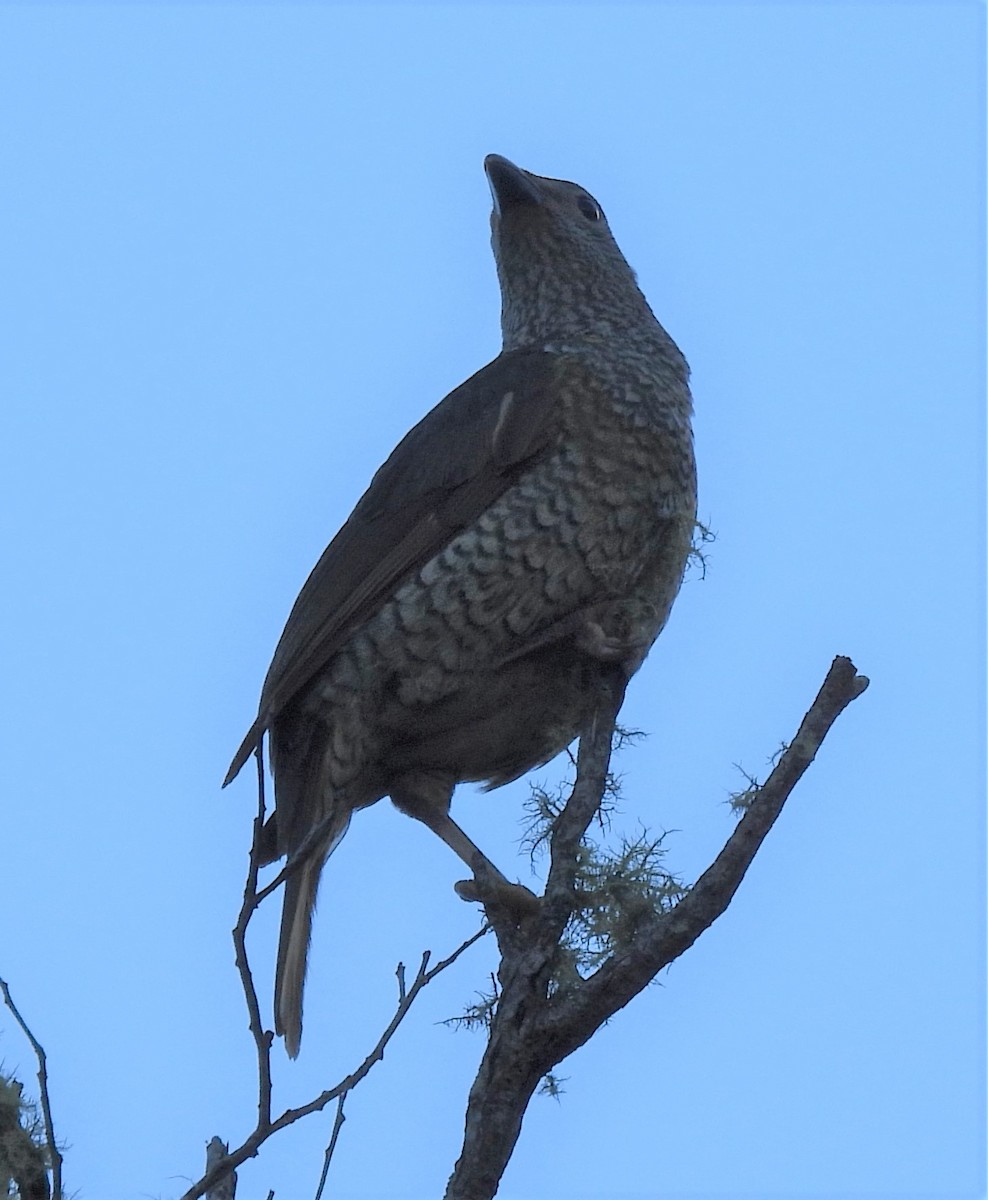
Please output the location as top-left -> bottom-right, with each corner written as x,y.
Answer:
312,1095 -> 346,1200
0,976 -> 62,1200
231,745 -> 274,1135
252,809 -> 343,906
182,925 -> 489,1200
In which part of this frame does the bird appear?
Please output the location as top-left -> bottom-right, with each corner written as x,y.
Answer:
225,154 -> 697,1057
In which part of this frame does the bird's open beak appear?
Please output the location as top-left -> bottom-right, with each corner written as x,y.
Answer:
485,154 -> 543,216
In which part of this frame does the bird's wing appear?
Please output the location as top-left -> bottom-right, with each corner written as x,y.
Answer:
224,347 -> 566,785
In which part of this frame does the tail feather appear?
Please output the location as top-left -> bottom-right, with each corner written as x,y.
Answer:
274,813 -> 351,1058
274,856 -> 320,1059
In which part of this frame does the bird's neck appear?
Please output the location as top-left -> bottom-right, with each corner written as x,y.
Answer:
502,316 -> 689,382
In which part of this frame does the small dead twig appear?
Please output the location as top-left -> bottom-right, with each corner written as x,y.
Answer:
204,1137 -> 236,1200
313,1094 -> 346,1200
183,924 -> 489,1200
232,746 -> 275,1136
0,976 -> 62,1200
186,733 -> 490,1200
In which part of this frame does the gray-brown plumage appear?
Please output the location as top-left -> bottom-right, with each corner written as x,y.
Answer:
225,155 -> 697,1057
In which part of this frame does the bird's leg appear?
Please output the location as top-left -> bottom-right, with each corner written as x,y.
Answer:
390,773 -> 539,921
426,811 -> 540,919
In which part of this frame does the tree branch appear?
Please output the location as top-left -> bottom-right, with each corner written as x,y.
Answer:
204,1137 -> 236,1200
538,654 -> 869,1061
183,928 -> 489,1200
312,1095 -> 346,1200
0,976 -> 61,1200
237,747 -> 274,1136
542,668 -> 627,936
444,655 -> 868,1200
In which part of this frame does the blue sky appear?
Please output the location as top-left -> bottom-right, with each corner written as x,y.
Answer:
1,4 -> 983,1198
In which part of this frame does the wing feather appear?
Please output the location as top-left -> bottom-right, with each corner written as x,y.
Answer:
224,348 -> 563,785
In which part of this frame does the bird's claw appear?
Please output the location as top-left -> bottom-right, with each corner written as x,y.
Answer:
455,877 -> 540,923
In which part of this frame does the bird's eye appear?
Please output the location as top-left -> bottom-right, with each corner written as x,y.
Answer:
577,195 -> 602,222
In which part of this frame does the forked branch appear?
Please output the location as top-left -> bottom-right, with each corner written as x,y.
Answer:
444,656 -> 868,1200
181,747 -> 489,1200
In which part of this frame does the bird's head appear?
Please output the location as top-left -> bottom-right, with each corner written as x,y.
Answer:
484,154 -> 655,350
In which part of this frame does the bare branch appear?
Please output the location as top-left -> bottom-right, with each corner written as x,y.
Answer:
443,656 -> 868,1200
182,926 -> 489,1200
204,1137 -> 236,1200
538,656 -> 870,1061
312,1095 -> 346,1200
0,976 -> 62,1200
253,806 -> 353,907
234,746 -> 274,1135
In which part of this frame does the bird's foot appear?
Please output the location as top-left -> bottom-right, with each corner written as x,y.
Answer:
454,874 -> 540,924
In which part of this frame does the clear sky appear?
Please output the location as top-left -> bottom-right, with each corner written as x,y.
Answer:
1,4 -> 983,1199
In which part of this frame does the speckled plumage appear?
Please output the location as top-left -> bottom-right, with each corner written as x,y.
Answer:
226,156 -> 697,1056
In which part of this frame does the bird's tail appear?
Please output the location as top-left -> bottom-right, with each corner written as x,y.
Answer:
274,811 -> 351,1059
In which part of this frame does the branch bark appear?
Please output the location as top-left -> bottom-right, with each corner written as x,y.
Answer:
182,743 -> 489,1200
184,932 -> 487,1200
444,655 -> 868,1200
0,977 -> 61,1200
